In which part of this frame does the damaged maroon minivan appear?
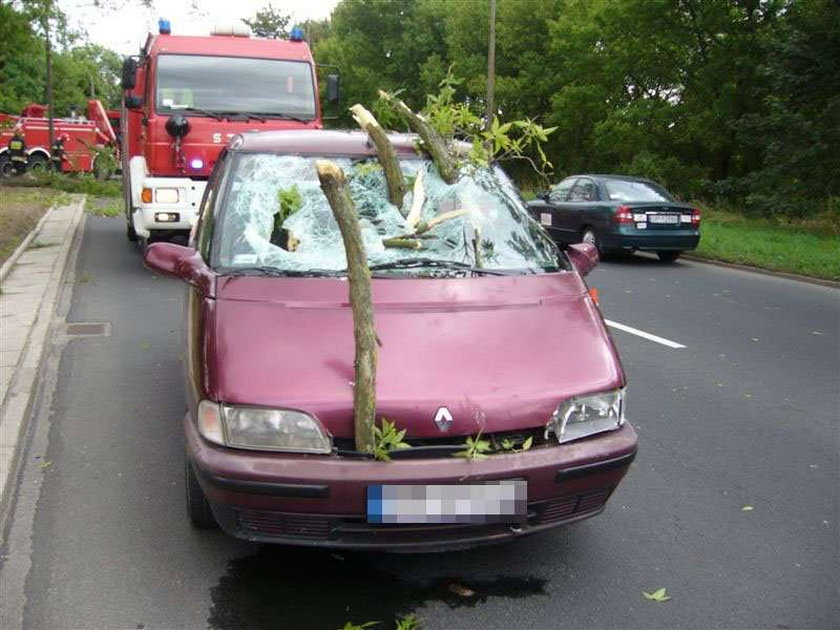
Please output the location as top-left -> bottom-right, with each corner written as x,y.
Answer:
144,130 -> 637,551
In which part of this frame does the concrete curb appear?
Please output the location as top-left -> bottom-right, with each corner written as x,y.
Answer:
0,202 -> 56,285
0,195 -> 86,516
682,254 -> 840,289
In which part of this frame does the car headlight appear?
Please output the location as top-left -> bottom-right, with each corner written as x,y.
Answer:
546,388 -> 626,444
154,187 -> 179,204
196,400 -> 332,454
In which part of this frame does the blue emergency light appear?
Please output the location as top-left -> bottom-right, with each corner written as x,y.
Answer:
290,26 -> 304,42
159,19 -> 171,35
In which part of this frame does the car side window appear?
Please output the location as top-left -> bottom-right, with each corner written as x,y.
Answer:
549,178 -> 577,204
195,152 -> 227,260
568,178 -> 599,202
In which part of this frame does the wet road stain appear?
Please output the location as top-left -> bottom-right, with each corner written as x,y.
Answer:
208,546 -> 547,629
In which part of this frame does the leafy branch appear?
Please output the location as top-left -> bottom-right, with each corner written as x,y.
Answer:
372,418 -> 412,462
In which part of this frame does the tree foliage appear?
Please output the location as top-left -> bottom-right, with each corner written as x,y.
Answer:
1,2 -> 122,115
242,3 -> 291,39
314,0 -> 839,216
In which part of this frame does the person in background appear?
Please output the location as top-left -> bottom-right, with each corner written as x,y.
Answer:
7,125 -> 27,175
51,133 -> 69,172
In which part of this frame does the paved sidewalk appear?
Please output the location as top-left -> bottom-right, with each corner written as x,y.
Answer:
0,194 -> 85,512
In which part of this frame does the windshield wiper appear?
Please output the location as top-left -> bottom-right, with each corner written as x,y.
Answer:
247,112 -> 313,124
182,107 -> 225,120
212,111 -> 267,122
221,266 -> 343,278
367,258 -> 513,276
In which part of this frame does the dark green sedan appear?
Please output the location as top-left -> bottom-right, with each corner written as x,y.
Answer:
528,174 -> 701,262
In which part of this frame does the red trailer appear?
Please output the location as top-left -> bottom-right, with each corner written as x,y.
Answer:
0,100 -> 118,176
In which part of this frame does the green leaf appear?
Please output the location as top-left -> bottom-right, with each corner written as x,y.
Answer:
521,436 -> 533,451
741,505 -> 754,511
642,588 -> 671,602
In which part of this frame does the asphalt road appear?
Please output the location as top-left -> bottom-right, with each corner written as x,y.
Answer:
2,215 -> 838,629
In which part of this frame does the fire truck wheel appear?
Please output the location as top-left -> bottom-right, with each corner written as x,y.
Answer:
0,155 -> 13,178
126,222 -> 138,242
27,153 -> 48,173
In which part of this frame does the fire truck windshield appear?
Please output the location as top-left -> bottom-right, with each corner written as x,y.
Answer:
155,55 -> 316,120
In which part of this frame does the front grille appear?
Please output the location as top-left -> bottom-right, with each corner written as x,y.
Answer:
232,485 -> 616,545
332,427 -> 551,455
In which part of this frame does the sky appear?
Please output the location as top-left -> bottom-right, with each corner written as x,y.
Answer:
58,0 -> 340,55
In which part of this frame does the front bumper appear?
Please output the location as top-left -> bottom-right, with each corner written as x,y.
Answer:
131,177 -> 206,237
185,414 -> 638,550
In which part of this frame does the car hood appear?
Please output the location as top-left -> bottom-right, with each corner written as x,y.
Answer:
206,272 -> 623,438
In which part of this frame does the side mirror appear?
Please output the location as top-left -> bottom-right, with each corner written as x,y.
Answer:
121,57 -> 137,90
143,243 -> 197,281
326,74 -> 340,104
124,94 -> 144,109
567,243 -> 599,277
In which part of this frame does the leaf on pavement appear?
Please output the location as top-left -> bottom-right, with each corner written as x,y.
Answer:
741,505 -> 754,511
642,588 -> 671,602
448,583 -> 476,598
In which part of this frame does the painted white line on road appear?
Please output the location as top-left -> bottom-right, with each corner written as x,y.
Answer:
605,319 -> 686,349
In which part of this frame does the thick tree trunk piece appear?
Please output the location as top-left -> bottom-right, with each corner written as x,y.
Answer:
316,160 -> 377,455
378,90 -> 459,185
349,104 -> 407,213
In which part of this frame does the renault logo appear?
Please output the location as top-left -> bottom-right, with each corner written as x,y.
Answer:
434,406 -> 453,432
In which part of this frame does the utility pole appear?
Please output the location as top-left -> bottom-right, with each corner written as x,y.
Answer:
44,0 -> 55,150
485,0 -> 497,133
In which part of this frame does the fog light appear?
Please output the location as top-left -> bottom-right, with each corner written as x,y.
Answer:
155,212 -> 180,222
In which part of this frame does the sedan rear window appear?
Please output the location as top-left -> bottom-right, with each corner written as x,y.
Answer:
604,179 -> 674,202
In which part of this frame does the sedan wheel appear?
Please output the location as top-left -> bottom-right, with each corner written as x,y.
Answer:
581,228 -> 599,250
657,250 -> 682,262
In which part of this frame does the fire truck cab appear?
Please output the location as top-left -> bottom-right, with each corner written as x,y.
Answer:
121,20 -> 337,244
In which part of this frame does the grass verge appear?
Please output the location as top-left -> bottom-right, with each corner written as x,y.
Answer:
3,171 -> 122,197
86,195 -> 123,217
0,186 -> 63,266
693,209 -> 840,281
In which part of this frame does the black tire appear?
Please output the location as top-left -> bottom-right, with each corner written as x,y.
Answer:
0,154 -> 13,178
27,153 -> 48,173
657,250 -> 682,262
185,460 -> 218,529
126,222 -> 138,242
580,227 -> 599,250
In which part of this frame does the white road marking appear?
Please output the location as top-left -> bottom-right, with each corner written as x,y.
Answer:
604,319 -> 686,349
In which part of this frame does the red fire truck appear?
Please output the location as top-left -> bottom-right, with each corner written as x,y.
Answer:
120,19 -> 338,244
0,101 -> 118,176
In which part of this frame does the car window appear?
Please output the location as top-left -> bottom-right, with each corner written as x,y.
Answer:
194,152 -> 229,259
568,178 -> 599,202
549,178 -> 576,204
604,179 -> 674,202
212,154 -> 562,276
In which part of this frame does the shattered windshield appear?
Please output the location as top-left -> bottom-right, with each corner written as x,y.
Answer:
212,153 -> 562,276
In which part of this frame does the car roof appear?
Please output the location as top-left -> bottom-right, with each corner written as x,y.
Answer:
560,174 -> 659,185
233,129 -> 426,157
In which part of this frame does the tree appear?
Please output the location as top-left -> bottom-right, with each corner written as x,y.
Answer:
0,3 -> 45,113
242,4 -> 291,39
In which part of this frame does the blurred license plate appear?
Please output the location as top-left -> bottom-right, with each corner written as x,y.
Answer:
367,480 -> 527,524
649,214 -> 679,224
